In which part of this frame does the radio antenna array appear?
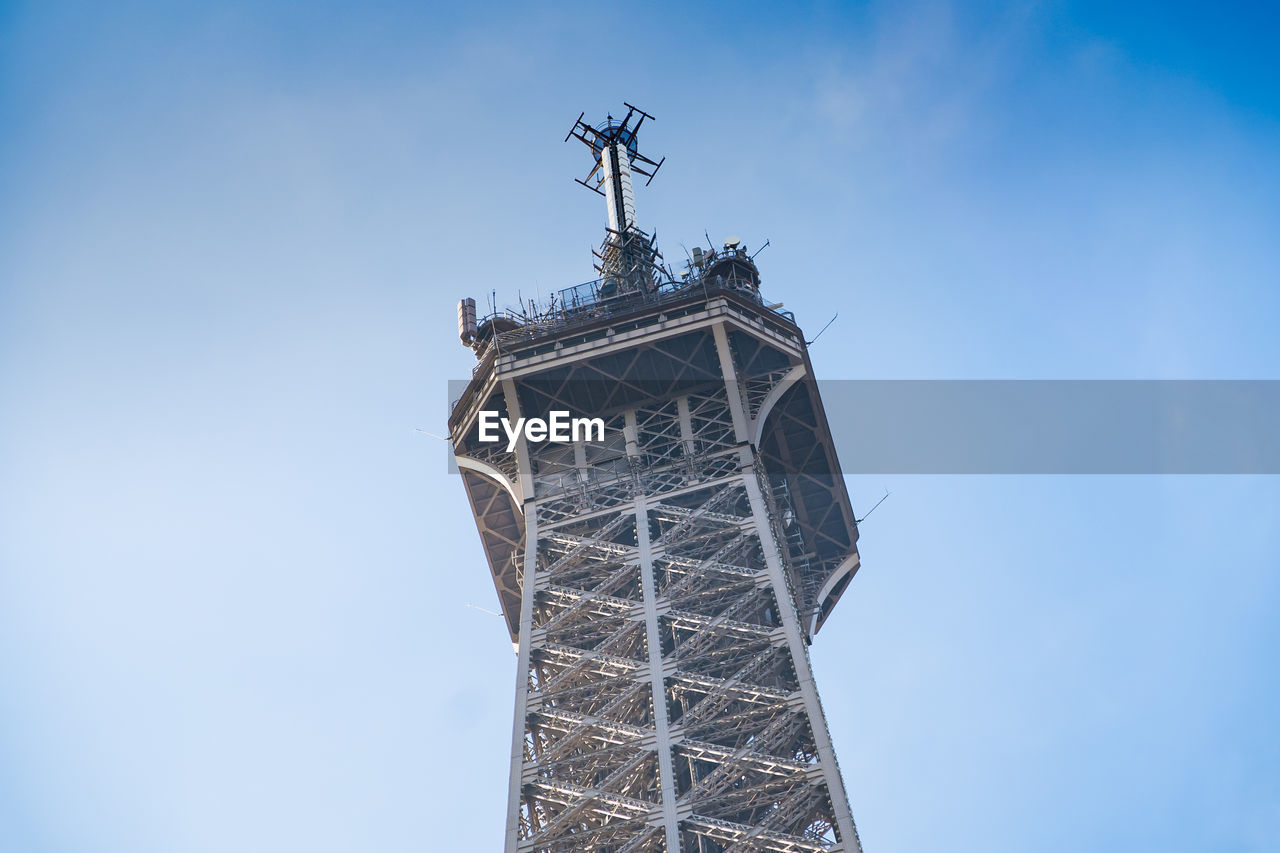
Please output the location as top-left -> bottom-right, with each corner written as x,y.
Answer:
565,104 -> 667,296
565,103 -> 666,196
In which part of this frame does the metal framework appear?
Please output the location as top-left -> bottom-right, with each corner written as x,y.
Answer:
450,107 -> 864,853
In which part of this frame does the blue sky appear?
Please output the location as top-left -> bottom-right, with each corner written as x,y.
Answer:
2,2 -> 1278,851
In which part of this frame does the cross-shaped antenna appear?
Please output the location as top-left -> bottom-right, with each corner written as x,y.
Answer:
565,104 -> 665,197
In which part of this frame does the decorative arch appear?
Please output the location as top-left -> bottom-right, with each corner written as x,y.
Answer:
750,363 -> 806,447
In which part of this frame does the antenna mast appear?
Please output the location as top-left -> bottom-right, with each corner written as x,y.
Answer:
566,104 -> 667,297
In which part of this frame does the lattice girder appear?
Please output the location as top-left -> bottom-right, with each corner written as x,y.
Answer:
451,300 -> 863,852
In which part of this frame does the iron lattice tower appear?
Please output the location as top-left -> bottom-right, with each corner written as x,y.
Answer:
450,106 -> 864,853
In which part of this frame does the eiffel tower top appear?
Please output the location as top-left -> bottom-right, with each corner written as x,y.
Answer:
456,105 -> 775,356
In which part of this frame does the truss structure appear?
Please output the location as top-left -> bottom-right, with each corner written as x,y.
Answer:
451,282 -> 864,852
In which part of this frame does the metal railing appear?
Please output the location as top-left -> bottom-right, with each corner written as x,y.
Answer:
451,270 -> 797,414
481,275 -> 793,353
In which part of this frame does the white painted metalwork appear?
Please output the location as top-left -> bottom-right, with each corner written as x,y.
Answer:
602,141 -> 639,234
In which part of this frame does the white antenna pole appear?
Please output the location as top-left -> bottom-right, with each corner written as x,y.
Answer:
600,141 -> 638,233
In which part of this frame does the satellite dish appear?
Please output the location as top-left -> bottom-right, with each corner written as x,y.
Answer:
724,236 -> 741,250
